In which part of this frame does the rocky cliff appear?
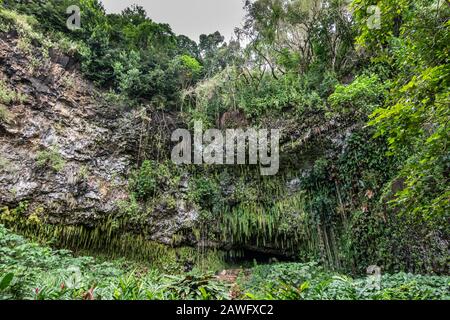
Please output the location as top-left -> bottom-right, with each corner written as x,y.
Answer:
0,29 -> 356,258
0,31 -> 200,246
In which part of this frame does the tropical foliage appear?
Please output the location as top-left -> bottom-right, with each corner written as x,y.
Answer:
0,0 -> 448,300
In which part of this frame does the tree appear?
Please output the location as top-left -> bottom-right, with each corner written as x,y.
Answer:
353,0 -> 450,222
238,0 -> 355,76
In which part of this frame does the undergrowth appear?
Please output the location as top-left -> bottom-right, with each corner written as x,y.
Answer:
1,225 -> 448,300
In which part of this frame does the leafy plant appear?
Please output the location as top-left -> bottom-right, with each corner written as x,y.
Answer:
328,74 -> 386,117
129,160 -> 179,201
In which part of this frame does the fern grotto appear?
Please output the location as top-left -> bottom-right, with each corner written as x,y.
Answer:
0,0 -> 449,305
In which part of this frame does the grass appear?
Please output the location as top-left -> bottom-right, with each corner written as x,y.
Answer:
0,7 -> 85,76
0,7 -> 86,61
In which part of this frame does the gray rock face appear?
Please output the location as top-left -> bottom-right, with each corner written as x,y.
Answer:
0,33 -> 198,243
286,178 -> 301,195
146,199 -> 199,245
0,35 -> 129,221
0,31 -> 355,255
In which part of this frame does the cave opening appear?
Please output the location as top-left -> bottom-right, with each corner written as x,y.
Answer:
223,249 -> 295,268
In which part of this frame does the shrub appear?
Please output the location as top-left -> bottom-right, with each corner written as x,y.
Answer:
0,224 -> 230,300
243,262 -> 450,300
188,176 -> 222,212
328,74 -> 386,117
130,160 -> 179,201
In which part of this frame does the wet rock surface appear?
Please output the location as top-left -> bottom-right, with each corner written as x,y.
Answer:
0,33 -> 196,243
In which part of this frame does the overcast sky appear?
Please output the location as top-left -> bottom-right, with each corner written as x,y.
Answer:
100,0 -> 246,42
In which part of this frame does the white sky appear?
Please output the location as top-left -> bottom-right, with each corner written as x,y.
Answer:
100,0 -> 247,42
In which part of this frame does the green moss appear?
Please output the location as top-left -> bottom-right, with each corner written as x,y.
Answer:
36,147 -> 66,172
77,165 -> 90,180
0,201 -> 28,223
2,214 -> 226,273
0,79 -> 22,106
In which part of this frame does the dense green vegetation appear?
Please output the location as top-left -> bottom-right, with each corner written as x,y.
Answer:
1,225 -> 448,300
0,0 -> 448,300
2,0 -> 235,109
